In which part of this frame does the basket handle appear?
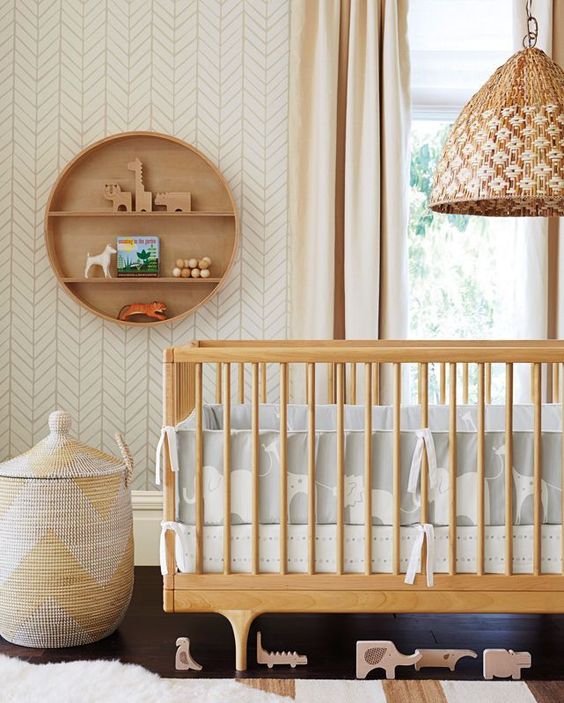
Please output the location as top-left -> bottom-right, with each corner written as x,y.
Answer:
115,433 -> 134,487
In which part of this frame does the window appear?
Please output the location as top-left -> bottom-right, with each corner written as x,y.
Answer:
407,0 -> 515,400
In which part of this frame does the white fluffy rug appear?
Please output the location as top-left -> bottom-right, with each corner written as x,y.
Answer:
0,655 -> 289,703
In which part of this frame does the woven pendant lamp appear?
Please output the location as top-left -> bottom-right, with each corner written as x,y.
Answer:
429,3 -> 564,217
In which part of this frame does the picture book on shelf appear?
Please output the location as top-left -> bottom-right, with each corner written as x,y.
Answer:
117,236 -> 159,277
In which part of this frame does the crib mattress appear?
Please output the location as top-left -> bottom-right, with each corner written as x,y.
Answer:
168,523 -> 563,575
173,403 -> 564,527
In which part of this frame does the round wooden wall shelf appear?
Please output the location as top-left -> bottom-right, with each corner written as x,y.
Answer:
45,131 -> 239,326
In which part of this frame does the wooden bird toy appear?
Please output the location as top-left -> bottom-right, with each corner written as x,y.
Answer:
175,637 -> 203,671
128,158 -> 152,212
104,183 -> 132,212
414,649 -> 477,671
356,641 -> 422,680
155,192 -> 192,212
256,632 -> 307,669
117,301 -> 167,322
483,649 -> 531,680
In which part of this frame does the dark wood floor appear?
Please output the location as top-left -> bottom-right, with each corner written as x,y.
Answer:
2,567 -> 564,680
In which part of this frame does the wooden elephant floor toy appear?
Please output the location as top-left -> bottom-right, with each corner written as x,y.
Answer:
414,649 -> 477,671
356,641 -> 422,680
483,649 -> 531,680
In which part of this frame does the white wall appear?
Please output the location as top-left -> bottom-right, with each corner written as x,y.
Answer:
0,0 -> 290,490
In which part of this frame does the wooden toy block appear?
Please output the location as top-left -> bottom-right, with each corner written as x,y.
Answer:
356,641 -> 422,680
256,632 -> 307,669
128,158 -> 152,212
84,244 -> 116,278
175,637 -> 203,671
104,183 -> 132,212
117,301 -> 167,322
414,649 -> 477,671
483,649 -> 531,680
155,192 -> 192,212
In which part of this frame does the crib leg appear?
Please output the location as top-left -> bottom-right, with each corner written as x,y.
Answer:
221,610 -> 254,671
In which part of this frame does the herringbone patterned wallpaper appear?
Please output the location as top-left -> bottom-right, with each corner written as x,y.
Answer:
0,0 -> 290,488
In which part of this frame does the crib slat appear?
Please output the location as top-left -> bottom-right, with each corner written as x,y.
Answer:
393,363 -> 401,575
279,363 -> 288,575
336,362 -> 345,575
238,363 -> 245,404
195,363 -> 204,575
215,363 -> 222,404
449,362 -> 457,575
463,363 -> 469,405
505,363 -> 513,576
485,363 -> 492,405
307,362 -> 316,575
533,362 -> 542,575
477,362 -> 485,576
327,363 -> 334,404
440,362 -> 446,405
351,363 -> 357,405
223,363 -> 231,575
251,363 -> 260,575
420,363 -> 429,580
553,362 -> 560,403
372,363 -> 380,405
364,363 -> 373,575
260,362 -> 267,404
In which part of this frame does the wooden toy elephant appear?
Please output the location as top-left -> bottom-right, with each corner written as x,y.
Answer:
483,649 -> 531,680
356,641 -> 422,680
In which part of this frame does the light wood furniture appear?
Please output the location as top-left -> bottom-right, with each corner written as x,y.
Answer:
45,132 -> 239,326
162,340 -> 564,672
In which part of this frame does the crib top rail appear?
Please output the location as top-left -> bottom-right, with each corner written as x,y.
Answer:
165,340 -> 564,365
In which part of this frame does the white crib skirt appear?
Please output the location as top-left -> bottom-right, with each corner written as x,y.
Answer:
171,523 -> 563,575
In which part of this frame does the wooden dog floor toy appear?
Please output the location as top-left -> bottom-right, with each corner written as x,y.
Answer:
356,641 -> 422,680
483,649 -> 531,680
256,632 -> 307,668
414,649 -> 477,671
175,637 -> 203,671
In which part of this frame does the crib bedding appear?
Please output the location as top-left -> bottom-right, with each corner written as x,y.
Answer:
173,403 -> 564,528
166,523 -> 564,575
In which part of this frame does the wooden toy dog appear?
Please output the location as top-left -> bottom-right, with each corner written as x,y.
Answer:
356,641 -> 422,680
483,649 -> 531,680
415,649 -> 477,671
84,244 -> 117,278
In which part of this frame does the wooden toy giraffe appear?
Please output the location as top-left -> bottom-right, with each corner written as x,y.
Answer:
127,157 -> 152,212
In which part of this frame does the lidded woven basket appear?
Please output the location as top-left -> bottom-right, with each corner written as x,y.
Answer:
0,411 -> 134,647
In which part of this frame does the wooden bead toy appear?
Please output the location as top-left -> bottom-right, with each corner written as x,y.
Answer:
202,256 -> 211,265
176,259 -> 185,269
175,637 -> 203,671
181,268 -> 191,278
356,641 -> 422,680
414,649 -> 477,671
198,259 -> 210,270
200,269 -> 210,278
188,258 -> 198,268
483,649 -> 531,680
191,268 -> 200,278
172,267 -> 182,278
183,259 -> 190,269
256,632 -> 307,669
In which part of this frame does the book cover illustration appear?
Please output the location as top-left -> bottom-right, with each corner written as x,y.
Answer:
117,236 -> 159,277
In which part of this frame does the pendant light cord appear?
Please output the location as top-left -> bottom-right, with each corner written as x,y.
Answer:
522,0 -> 538,48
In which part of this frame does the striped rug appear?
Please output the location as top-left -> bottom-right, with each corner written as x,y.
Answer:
238,678 -> 563,703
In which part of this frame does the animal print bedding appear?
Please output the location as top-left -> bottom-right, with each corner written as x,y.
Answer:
173,403 -> 564,527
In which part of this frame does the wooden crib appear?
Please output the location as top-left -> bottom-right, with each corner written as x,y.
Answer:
162,340 -> 564,671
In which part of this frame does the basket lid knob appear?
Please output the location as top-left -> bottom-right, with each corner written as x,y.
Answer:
48,411 -> 72,436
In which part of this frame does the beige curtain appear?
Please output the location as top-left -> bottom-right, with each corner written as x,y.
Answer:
289,0 -> 411,345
